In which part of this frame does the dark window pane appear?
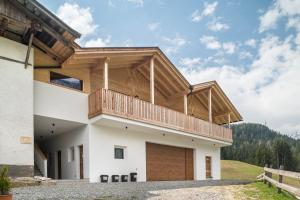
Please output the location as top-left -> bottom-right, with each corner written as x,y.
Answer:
114,148 -> 124,159
50,72 -> 83,91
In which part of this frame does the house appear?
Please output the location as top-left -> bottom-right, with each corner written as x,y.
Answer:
0,0 -> 242,182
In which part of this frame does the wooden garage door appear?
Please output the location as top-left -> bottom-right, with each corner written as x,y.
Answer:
146,142 -> 194,181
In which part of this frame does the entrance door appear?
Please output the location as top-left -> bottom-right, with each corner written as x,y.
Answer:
79,145 -> 84,179
205,156 -> 212,178
57,151 -> 62,179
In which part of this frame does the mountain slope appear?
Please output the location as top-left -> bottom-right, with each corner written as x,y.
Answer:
221,123 -> 300,171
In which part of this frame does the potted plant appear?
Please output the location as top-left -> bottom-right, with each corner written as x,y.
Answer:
0,166 -> 12,200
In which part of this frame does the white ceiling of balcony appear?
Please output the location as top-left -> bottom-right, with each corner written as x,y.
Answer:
34,115 -> 86,141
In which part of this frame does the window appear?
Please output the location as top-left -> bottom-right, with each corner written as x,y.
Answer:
50,72 -> 83,91
68,147 -> 75,162
114,147 -> 125,159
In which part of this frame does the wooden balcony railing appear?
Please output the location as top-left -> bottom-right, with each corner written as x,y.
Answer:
89,88 -> 232,143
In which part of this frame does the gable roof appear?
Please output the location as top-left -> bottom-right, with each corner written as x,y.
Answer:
192,81 -> 243,123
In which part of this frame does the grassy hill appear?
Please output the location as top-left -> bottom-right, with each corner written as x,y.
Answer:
221,160 -> 264,181
222,160 -> 300,188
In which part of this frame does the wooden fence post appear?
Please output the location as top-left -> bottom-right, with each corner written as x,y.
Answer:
264,164 -> 268,184
278,165 -> 284,193
268,164 -> 273,188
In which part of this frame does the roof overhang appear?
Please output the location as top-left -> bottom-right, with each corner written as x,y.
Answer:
63,47 -> 191,97
191,81 -> 243,124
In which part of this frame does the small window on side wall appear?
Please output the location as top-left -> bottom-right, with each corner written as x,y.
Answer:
114,147 -> 125,159
50,72 -> 83,91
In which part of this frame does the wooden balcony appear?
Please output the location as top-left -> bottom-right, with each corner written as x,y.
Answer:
88,89 -> 233,143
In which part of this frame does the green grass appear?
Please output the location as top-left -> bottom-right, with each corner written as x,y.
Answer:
221,160 -> 264,181
222,160 -> 300,199
238,182 -> 297,200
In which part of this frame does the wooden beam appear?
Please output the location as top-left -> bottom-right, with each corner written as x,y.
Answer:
154,61 -> 180,93
132,59 -> 150,71
150,57 -> 155,104
155,55 -> 189,91
228,113 -> 231,128
25,22 -> 41,68
208,87 -> 212,123
9,0 -> 70,46
0,18 -> 8,36
184,94 -> 188,115
141,67 -> 171,97
34,66 -> 61,69
103,58 -> 109,90
194,94 -> 208,110
33,37 -> 63,62
167,90 -> 188,100
137,68 -> 168,99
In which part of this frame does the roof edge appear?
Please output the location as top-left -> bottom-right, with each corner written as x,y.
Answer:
29,0 -> 81,38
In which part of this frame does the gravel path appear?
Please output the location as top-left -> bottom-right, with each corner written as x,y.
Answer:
13,180 -> 250,200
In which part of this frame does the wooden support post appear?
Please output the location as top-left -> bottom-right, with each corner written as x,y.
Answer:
24,32 -> 34,68
24,22 -> 41,68
184,94 -> 188,115
103,59 -> 109,90
268,165 -> 272,188
150,57 -> 155,104
228,113 -> 231,128
278,165 -> 284,193
208,88 -> 212,123
264,164 -> 268,184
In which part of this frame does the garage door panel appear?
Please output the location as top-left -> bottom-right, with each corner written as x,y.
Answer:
146,142 -> 194,181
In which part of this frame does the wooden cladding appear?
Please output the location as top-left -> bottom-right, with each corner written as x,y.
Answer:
89,88 -> 232,143
146,142 -> 194,181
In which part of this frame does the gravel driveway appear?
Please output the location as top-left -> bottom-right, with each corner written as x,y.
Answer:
13,180 -> 250,200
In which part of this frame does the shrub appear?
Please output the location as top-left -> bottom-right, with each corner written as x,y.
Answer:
0,166 -> 11,195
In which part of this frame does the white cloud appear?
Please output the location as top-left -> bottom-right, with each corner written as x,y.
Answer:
286,17 -> 300,31
179,57 -> 202,69
296,33 -> 300,45
245,39 -> 256,48
127,0 -> 144,7
57,3 -> 97,36
148,22 -> 160,31
200,36 -> 236,54
191,1 -> 218,22
200,35 -> 221,49
84,36 -> 111,47
162,34 -> 186,54
207,20 -> 229,32
181,35 -> 300,135
259,0 -> 300,32
239,51 -> 253,60
223,42 -> 236,54
259,6 -> 281,32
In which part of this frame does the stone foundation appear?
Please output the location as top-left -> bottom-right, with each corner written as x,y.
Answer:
0,165 -> 33,177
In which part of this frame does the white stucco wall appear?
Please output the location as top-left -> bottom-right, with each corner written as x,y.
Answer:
0,37 -> 34,166
41,125 -> 89,179
89,124 -> 221,182
34,81 -> 88,124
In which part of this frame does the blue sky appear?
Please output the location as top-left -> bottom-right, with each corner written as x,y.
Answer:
39,0 -> 300,136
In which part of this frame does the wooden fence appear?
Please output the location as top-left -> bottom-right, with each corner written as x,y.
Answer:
88,88 -> 232,142
258,165 -> 300,199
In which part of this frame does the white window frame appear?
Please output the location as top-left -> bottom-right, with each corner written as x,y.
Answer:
114,146 -> 126,160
